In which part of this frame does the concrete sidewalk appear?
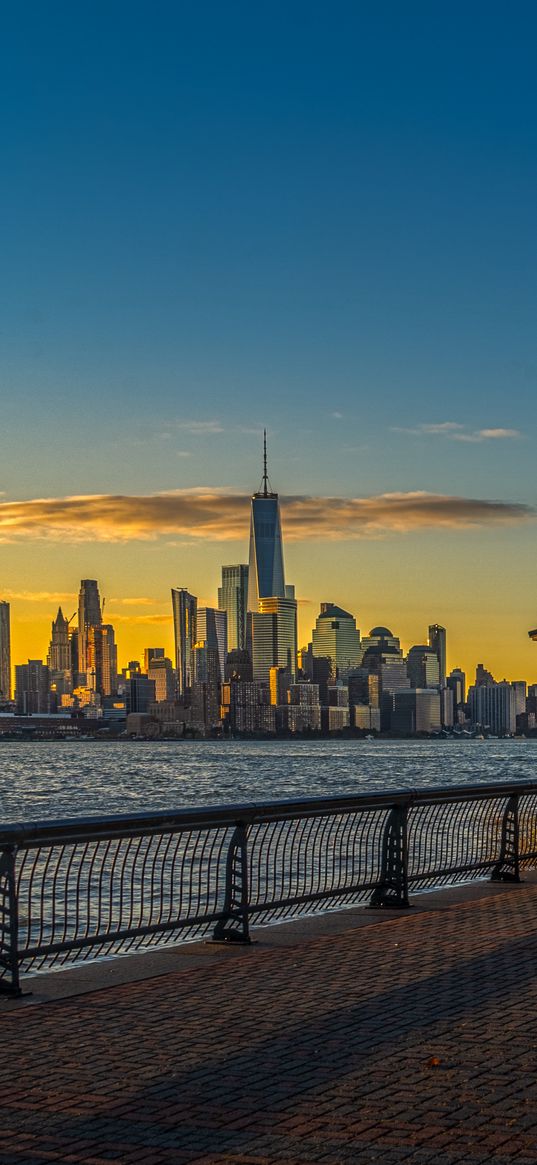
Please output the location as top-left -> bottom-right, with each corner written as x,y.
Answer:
3,877 -> 537,1164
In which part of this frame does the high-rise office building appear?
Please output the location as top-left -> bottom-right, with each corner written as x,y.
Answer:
77,580 -> 102,684
428,624 -> 447,685
311,604 -> 361,678
144,647 -> 165,672
218,565 -> 249,651
171,588 -> 197,700
15,660 -> 50,714
406,645 -> 440,689
148,657 -> 176,702
196,608 -> 227,681
249,596 -> 298,683
512,681 -> 527,718
247,433 -> 286,612
85,624 -> 117,696
0,600 -> 11,701
392,689 -> 442,735
447,668 -> 466,707
469,683 -> 516,735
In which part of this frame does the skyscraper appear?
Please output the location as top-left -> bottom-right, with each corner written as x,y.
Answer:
406,645 -> 440,689
0,600 -> 11,701
428,624 -> 447,686
77,580 -> 102,684
249,596 -> 298,683
196,607 -> 227,680
218,565 -> 248,651
247,432 -> 286,612
15,660 -> 50,714
171,588 -> 197,700
47,608 -> 71,672
86,624 -> 118,696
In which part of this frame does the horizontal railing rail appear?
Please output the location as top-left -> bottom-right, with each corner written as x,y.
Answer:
2,780 -> 537,996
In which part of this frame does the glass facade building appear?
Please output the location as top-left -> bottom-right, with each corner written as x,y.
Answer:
218,565 -> 248,651
171,588 -> 197,699
248,596 -> 297,683
196,607 -> 228,681
247,494 -> 286,611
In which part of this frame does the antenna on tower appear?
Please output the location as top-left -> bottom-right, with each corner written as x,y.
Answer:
263,429 -> 268,497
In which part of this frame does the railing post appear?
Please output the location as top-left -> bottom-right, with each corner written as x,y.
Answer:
369,804 -> 410,909
213,822 -> 251,943
491,795 -> 521,883
0,845 -> 22,996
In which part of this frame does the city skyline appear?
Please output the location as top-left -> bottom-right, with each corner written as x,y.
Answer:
2,6 -> 537,683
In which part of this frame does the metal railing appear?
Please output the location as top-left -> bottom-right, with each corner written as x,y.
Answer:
2,780 -> 537,996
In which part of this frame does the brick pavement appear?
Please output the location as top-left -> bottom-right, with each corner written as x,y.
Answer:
3,884 -> 537,1164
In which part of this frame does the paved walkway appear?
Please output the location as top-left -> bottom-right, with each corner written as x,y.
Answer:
3,879 -> 537,1164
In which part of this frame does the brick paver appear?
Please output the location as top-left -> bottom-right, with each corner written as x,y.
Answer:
4,885 -> 537,1163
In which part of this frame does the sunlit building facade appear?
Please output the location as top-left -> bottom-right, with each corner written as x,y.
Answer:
77,580 -> 102,685
0,601 -> 11,701
249,596 -> 297,683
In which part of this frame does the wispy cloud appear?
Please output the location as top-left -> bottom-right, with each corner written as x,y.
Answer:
174,419 -> 224,434
0,489 -> 532,545
105,613 -> 172,625
393,422 -> 522,443
2,590 -> 77,604
331,411 -> 343,419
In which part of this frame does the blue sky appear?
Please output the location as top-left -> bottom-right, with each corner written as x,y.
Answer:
1,2 -> 537,675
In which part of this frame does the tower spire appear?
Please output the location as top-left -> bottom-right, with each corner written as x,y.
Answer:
263,429 -> 268,497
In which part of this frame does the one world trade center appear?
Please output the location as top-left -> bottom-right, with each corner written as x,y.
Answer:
247,431 -> 286,612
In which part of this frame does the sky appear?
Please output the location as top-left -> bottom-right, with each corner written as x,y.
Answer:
1,1 -> 537,682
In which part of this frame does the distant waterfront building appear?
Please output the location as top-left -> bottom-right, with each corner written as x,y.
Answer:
311,604 -> 361,678
406,645 -> 440,689
144,647 -> 165,672
218,565 -> 249,651
392,689 -> 442,735
512,681 -> 527,718
15,660 -> 51,715
469,683 -> 516,736
475,663 -> 495,687
247,433 -> 286,612
171,588 -> 197,700
428,624 -> 447,686
125,674 -> 156,715
360,630 -> 409,729
447,668 -> 466,708
197,608 -> 227,681
77,580 -> 102,685
147,657 -> 176,703
0,600 -> 11,701
227,680 -> 276,735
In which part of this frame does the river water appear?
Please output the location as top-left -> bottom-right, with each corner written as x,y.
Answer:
1,738 -> 536,824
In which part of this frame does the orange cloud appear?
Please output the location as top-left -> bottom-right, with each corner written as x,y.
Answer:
0,489 -> 532,545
